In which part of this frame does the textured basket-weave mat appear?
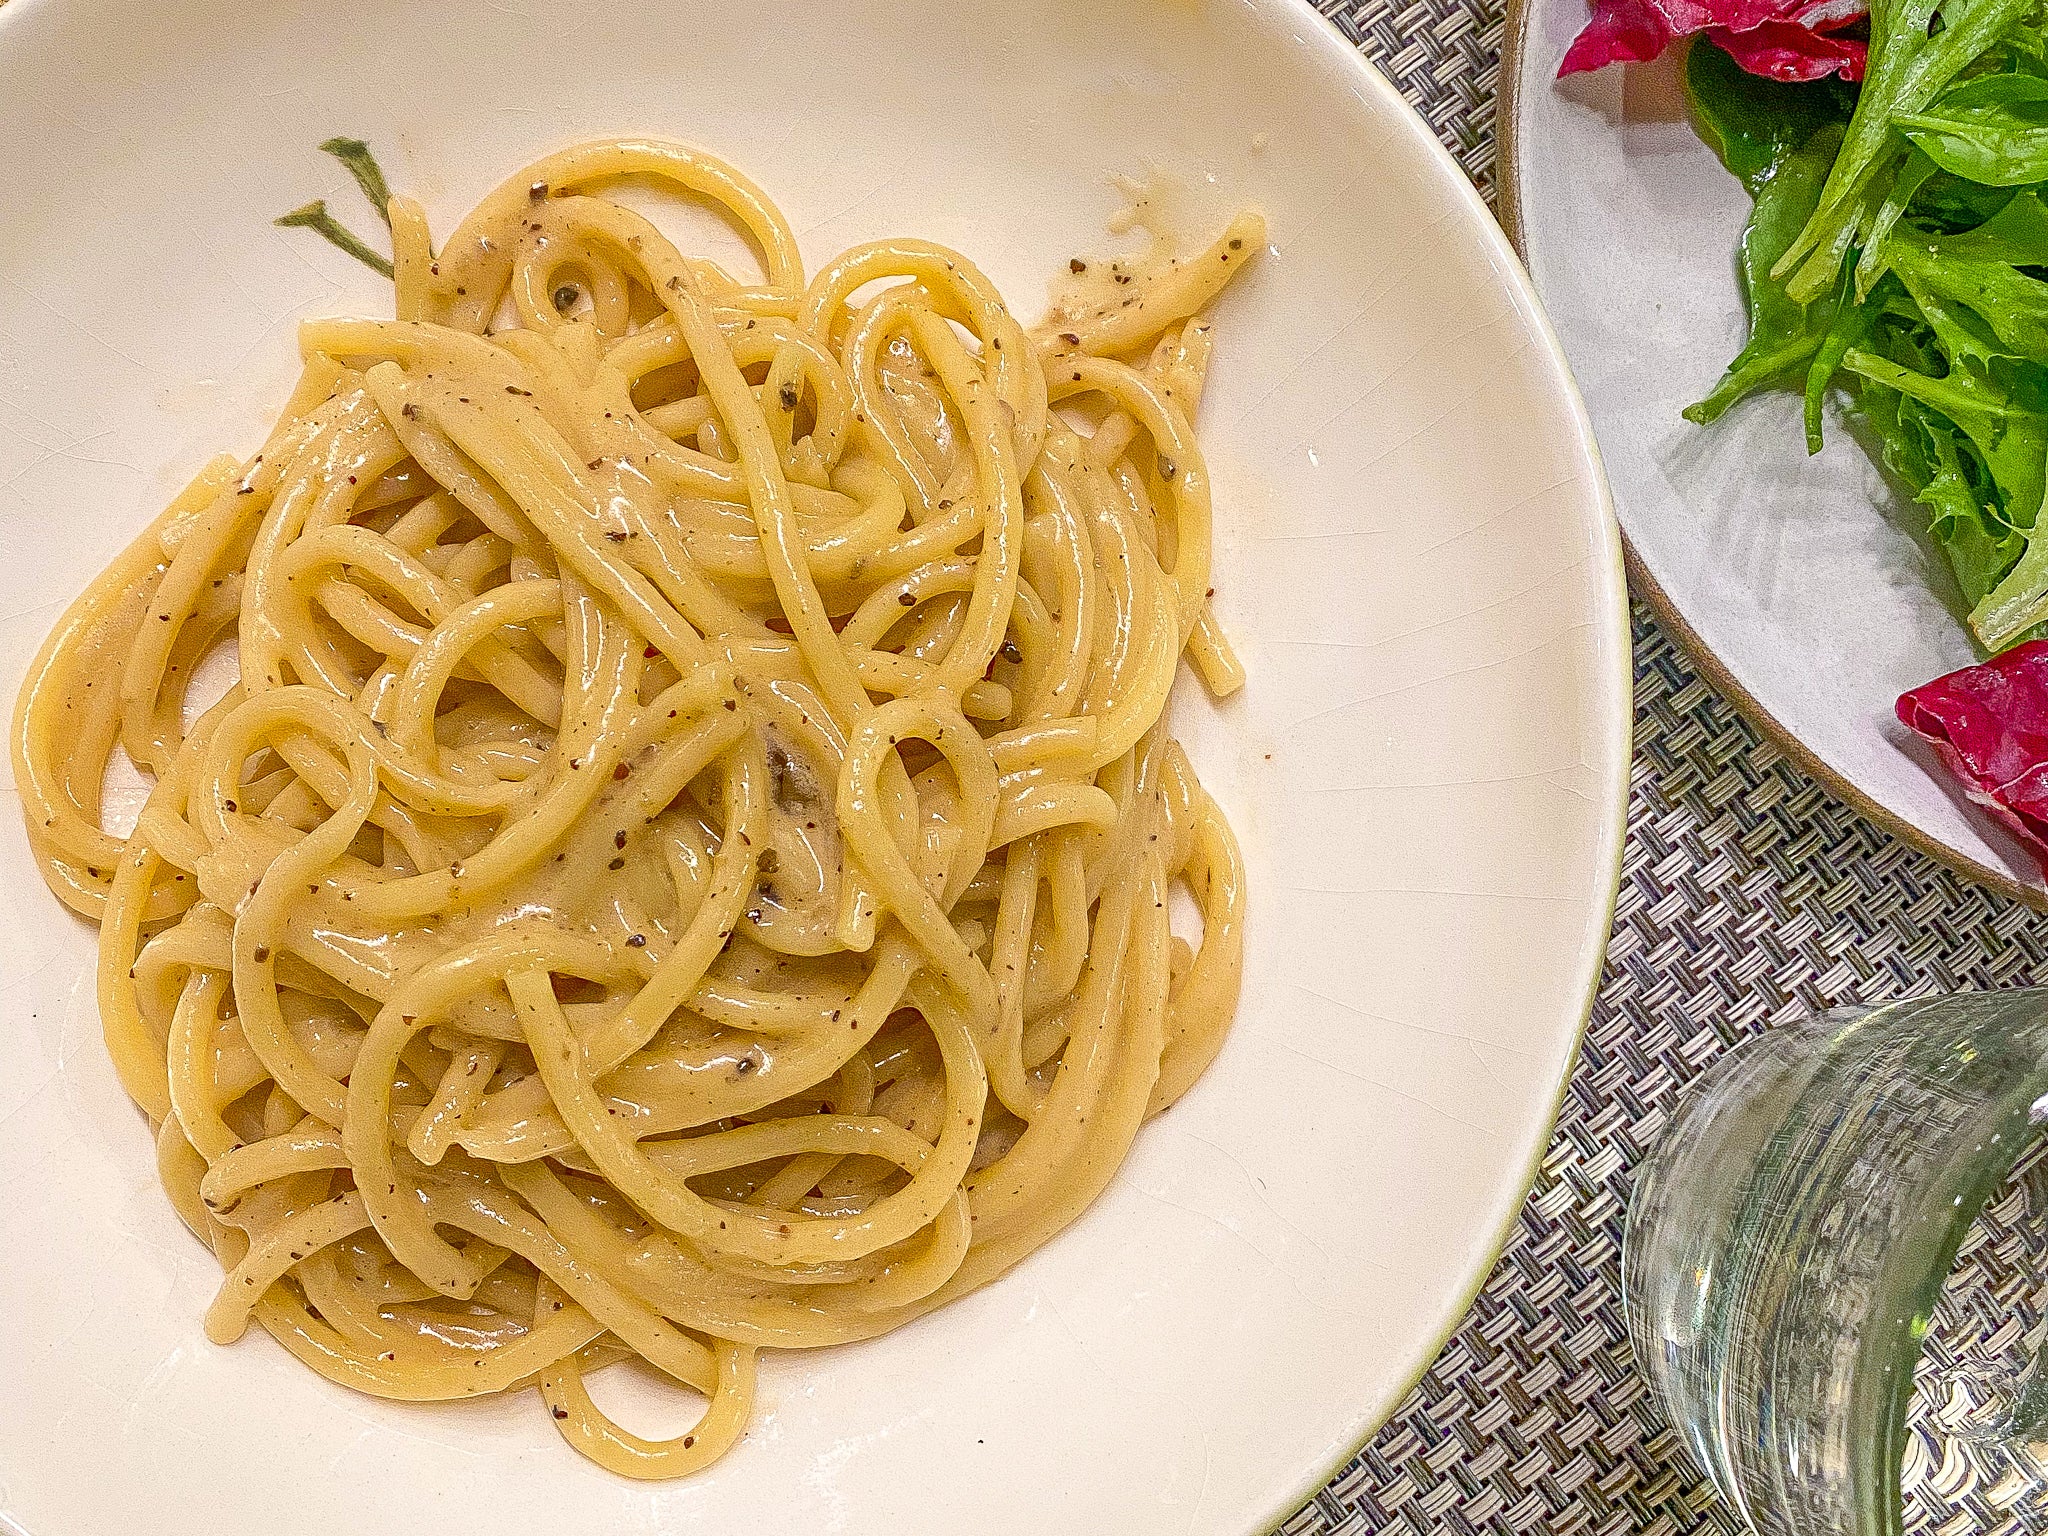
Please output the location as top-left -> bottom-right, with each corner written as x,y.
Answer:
1287,5 -> 2048,1530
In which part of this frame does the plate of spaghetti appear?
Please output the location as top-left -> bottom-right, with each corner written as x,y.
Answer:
0,0 -> 1627,1532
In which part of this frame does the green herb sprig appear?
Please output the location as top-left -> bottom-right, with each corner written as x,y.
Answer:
275,138 -> 396,279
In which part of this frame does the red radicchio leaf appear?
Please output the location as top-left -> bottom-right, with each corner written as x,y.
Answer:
1897,640 -> 2048,866
1559,0 -> 1676,74
1559,0 -> 1866,80
1709,19 -> 1866,81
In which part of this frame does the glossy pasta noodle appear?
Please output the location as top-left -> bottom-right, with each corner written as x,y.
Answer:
14,140 -> 1253,1477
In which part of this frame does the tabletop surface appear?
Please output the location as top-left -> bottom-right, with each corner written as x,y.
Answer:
1294,2 -> 2048,1532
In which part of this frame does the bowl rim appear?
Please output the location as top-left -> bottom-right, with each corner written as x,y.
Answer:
1240,1 -> 1632,1523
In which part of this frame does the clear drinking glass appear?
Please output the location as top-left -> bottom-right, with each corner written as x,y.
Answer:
1626,992 -> 2048,1536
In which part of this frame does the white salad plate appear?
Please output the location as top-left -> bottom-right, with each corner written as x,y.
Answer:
0,0 -> 1629,1531
1504,0 -> 2048,903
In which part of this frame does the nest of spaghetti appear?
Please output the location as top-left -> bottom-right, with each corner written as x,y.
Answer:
14,140 -> 1254,1476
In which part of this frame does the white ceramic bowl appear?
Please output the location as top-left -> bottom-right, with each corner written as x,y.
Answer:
1504,0 -> 2048,903
0,1 -> 1628,1531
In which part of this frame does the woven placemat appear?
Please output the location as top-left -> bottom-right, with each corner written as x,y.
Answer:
1285,6 -> 2048,1530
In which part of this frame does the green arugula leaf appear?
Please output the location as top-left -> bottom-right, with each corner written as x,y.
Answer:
1972,517 -> 2048,642
1910,165 -> 2032,231
1775,0 -> 2033,303
1807,260 -> 1884,450
1927,427 -> 2029,600
1854,147 -> 1937,296
1893,265 -> 2022,366
1845,346 -> 2047,512
1686,124 -> 1847,424
1847,344 -> 2048,643
1862,374 -> 2028,602
1898,72 -> 2048,184
1881,192 -> 2048,362
1889,242 -> 2048,358
1930,184 -> 2048,260
1684,35 -> 1859,193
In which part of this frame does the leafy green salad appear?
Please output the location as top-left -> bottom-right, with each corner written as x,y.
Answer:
1687,4 -> 2048,654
